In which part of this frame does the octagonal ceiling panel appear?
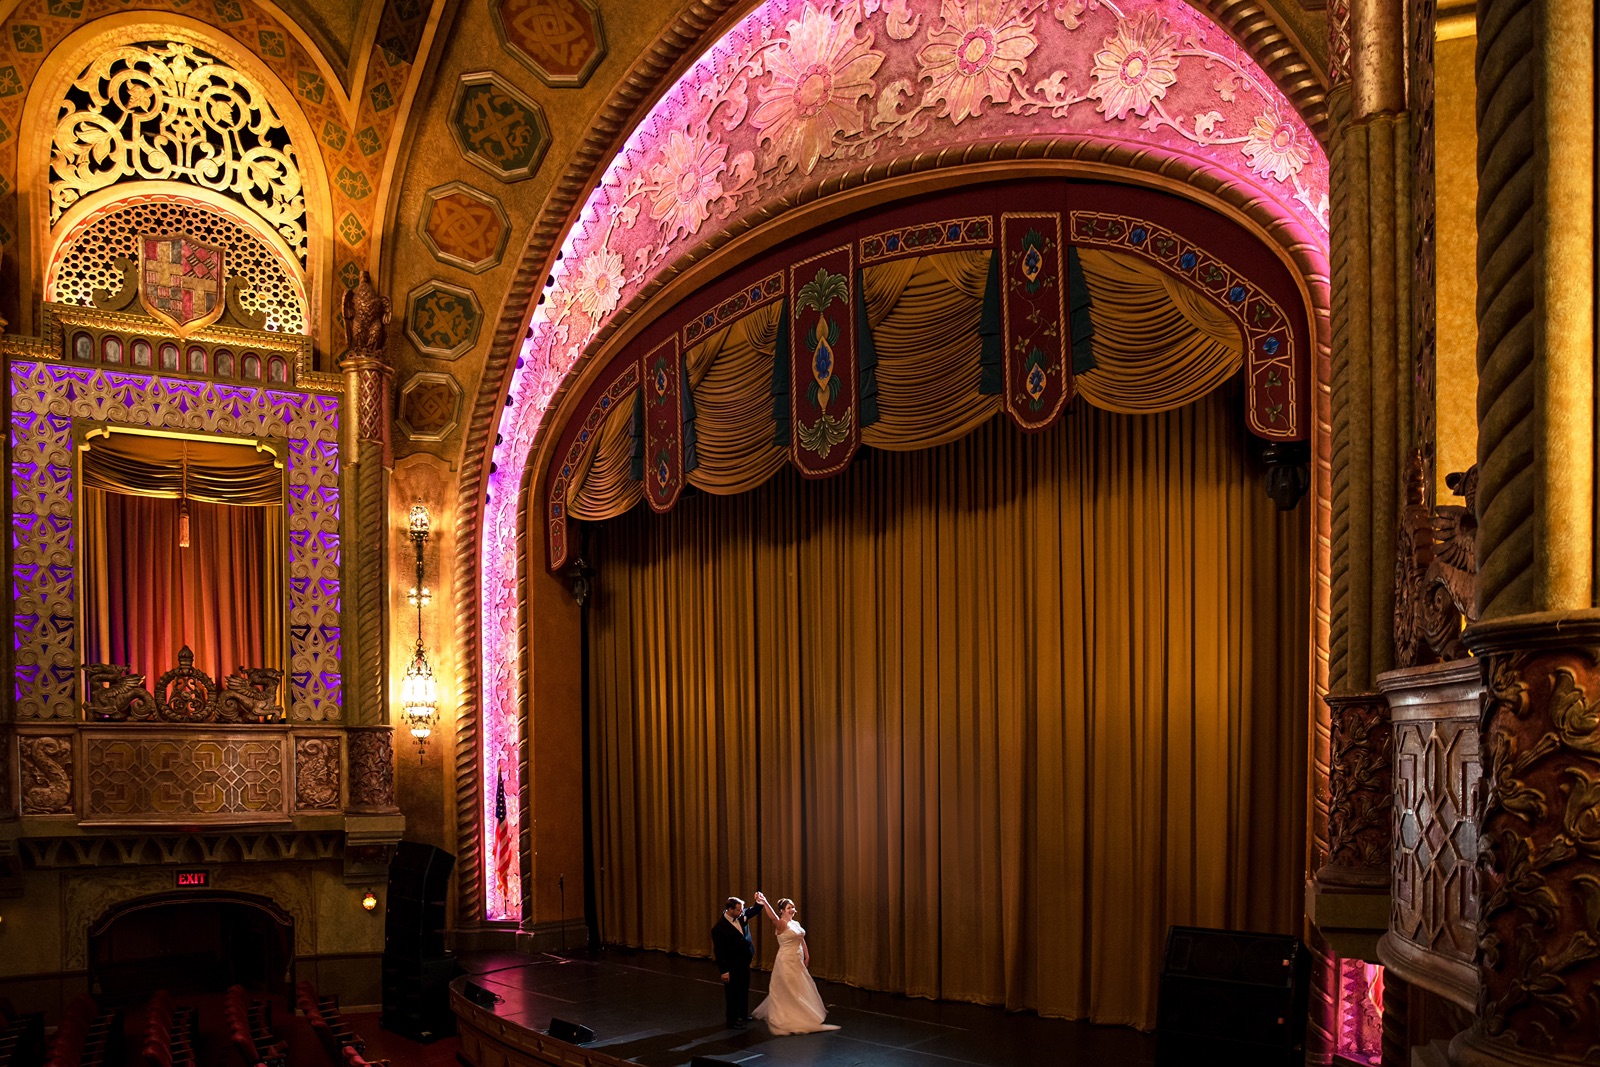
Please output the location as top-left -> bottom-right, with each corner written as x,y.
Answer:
398,371 -> 463,442
449,71 -> 551,182
419,181 -> 512,273
406,280 -> 483,360
492,0 -> 606,88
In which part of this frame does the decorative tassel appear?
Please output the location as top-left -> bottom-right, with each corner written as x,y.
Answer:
178,500 -> 191,549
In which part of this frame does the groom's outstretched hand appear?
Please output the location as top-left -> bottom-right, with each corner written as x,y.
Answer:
754,891 -> 766,905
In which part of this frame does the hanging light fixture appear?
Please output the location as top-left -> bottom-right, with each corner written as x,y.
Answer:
178,442 -> 191,549
400,502 -> 438,757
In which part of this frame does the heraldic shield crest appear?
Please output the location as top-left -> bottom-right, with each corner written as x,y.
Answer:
139,234 -> 226,336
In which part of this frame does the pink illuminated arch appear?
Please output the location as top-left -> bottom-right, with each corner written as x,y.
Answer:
476,0 -> 1331,922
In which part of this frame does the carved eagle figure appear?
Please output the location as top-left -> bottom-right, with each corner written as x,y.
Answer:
1428,465 -> 1478,620
341,270 -> 391,354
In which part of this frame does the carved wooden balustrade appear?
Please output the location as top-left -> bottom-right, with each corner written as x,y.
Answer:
1376,659 -> 1481,1012
7,648 -> 399,883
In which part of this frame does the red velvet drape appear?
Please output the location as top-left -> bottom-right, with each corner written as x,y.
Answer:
83,489 -> 282,689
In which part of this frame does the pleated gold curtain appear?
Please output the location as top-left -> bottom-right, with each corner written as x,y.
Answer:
587,389 -> 1308,1029
83,491 -> 285,686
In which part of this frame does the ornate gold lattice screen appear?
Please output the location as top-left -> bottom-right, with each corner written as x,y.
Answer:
49,40 -> 307,264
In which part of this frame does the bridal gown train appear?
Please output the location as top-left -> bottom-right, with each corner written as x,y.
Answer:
751,920 -> 840,1035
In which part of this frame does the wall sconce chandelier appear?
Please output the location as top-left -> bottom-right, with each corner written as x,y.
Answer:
401,502 -> 438,758
362,888 -> 379,913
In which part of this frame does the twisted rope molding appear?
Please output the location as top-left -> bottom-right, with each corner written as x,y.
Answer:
449,0 -> 1334,925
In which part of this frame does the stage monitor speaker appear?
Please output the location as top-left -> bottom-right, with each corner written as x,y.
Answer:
1155,926 -> 1310,1067
548,1018 -> 595,1044
461,981 -> 499,1009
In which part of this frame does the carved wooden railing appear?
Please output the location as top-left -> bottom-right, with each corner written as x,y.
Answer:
1376,658 -> 1482,1011
84,647 -> 283,724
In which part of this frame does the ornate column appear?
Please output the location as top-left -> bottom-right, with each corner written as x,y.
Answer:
339,272 -> 401,878
1448,0 -> 1595,1062
341,271 -> 396,729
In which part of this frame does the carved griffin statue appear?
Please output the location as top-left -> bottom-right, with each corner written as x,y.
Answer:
83,663 -> 156,721
217,667 -> 286,723
1394,452 -> 1478,666
1421,466 -> 1477,658
341,270 -> 391,355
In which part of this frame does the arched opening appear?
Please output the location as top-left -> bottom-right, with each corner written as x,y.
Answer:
87,891 -> 295,1007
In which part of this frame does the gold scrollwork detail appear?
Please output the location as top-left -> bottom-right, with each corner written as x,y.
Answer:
50,41 -> 306,263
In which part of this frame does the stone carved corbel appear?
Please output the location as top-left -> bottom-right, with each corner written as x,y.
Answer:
347,726 -> 398,811
1321,694 -> 1393,888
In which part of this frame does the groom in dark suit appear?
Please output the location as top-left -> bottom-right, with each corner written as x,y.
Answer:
712,896 -> 763,1029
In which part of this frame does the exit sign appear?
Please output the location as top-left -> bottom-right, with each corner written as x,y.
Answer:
175,870 -> 210,888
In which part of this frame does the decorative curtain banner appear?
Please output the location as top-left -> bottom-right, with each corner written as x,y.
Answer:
1069,211 -> 1299,438
543,181 -> 1314,570
1000,213 -> 1073,431
860,250 -> 999,451
1075,249 -> 1244,414
642,336 -> 689,511
549,362 -> 640,568
684,300 -> 788,495
789,245 -> 864,477
80,432 -> 284,506
569,391 -> 642,522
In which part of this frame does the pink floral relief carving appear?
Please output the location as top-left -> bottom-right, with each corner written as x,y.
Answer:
476,0 -> 1331,921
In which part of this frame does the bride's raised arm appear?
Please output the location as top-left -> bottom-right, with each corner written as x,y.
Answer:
755,891 -> 783,931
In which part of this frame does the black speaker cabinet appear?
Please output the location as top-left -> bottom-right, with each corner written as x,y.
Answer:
1155,926 -> 1310,1067
380,953 -> 459,1043
548,1018 -> 596,1044
384,843 -> 455,960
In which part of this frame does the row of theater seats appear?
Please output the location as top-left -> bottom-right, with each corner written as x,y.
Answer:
133,991 -> 196,1067
0,1001 -> 46,1067
224,985 -> 285,1067
294,983 -> 386,1067
43,996 -> 118,1067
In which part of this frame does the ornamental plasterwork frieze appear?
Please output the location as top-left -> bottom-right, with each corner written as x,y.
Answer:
50,41 -> 308,264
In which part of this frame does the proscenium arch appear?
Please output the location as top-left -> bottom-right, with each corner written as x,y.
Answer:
459,0 -> 1334,924
14,13 -> 337,346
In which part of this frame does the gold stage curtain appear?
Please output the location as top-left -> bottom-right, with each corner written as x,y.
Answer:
861,249 -> 1001,450
1074,248 -> 1244,413
686,301 -> 787,494
568,395 -> 642,522
83,490 -> 286,689
588,389 -> 1308,1029
80,432 -> 284,505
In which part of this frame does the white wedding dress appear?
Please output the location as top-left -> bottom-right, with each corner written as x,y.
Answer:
751,920 -> 840,1035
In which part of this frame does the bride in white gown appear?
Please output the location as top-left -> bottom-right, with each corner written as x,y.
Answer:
750,891 -> 840,1035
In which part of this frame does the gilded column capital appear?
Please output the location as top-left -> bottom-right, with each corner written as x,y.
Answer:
1453,611 -> 1600,1064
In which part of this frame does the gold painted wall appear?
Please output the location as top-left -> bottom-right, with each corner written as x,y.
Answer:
1434,22 -> 1480,496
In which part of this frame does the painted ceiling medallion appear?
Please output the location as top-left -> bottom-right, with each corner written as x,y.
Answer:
138,234 -> 227,337
406,281 -> 483,360
492,0 -> 607,88
449,71 -> 551,182
418,182 -> 511,273
398,372 -> 463,442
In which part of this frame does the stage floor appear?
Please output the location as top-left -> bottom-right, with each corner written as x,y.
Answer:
459,948 -> 1156,1067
